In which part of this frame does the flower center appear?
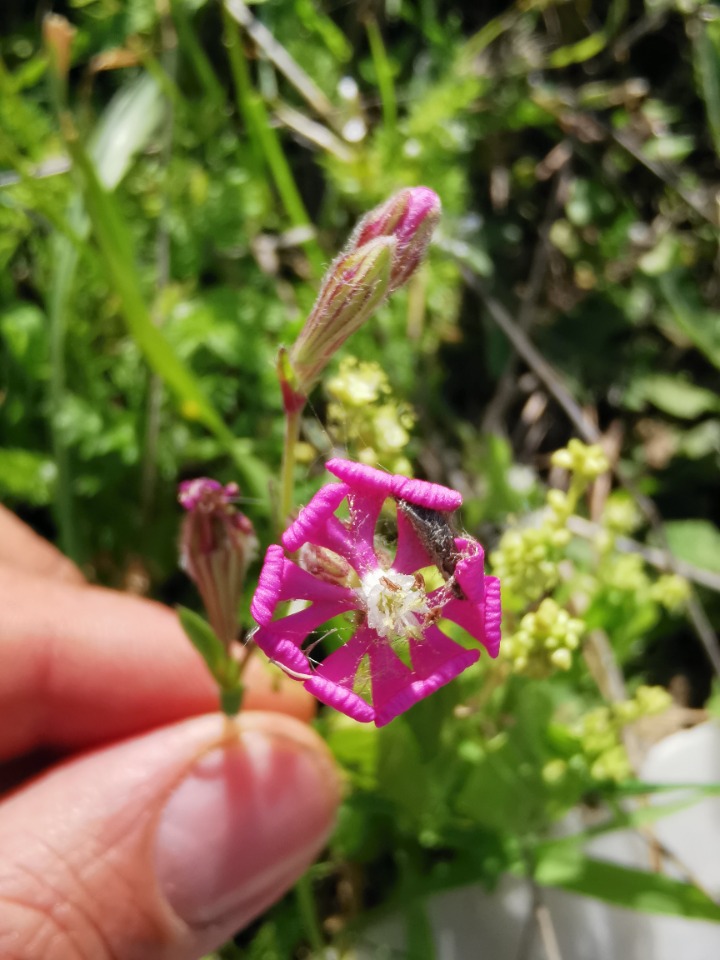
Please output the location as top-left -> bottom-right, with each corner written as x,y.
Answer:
359,568 -> 430,641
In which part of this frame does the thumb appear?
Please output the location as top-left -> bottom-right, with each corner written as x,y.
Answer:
0,712 -> 340,960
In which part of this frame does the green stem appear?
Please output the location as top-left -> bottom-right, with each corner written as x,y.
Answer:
294,872 -> 325,954
44,43 -> 81,562
366,18 -> 397,138
278,405 -> 303,533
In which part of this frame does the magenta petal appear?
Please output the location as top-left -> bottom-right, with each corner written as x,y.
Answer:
319,515 -> 378,572
279,559 -> 357,609
347,488 -> 384,557
326,459 -> 396,496
305,676 -> 376,723
326,458 -> 462,511
410,624 -> 480,677
368,640 -> 414,705
393,510 -> 432,574
282,482 -> 350,551
262,601 -> 344,642
305,629 -> 376,723
372,627 -> 479,727
454,542 -> 486,604
483,575 -> 502,658
388,474 -> 462,511
442,597 -> 488,648
252,626 -> 311,675
250,544 -> 286,625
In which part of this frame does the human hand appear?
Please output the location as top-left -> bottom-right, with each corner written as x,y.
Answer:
0,507 -> 340,959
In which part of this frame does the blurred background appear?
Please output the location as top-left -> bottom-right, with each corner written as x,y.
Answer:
1,1 -> 720,957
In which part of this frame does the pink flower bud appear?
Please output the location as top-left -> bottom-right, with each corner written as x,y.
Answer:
179,478 -> 257,648
349,186 -> 441,290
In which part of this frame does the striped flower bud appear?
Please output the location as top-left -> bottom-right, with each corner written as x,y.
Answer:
178,478 -> 257,649
283,187 -> 441,408
349,186 -> 441,291
286,235 -> 395,402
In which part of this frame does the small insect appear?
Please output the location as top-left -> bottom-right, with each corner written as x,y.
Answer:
396,499 -> 464,597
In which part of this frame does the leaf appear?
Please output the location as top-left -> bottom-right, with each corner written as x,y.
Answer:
658,273 -> 720,370
177,606 -> 226,674
0,448 -> 57,505
532,846 -> 720,922
614,780 -> 720,798
535,786 -> 720,851
664,520 -> 720,575
624,374 -> 720,419
693,19 -> 720,158
548,32 -> 607,68
60,114 -> 269,504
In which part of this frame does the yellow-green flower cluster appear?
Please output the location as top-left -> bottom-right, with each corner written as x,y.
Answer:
490,496 -> 571,608
575,685 -> 672,782
601,491 -> 643,535
325,357 -> 415,475
490,443 -> 605,609
649,574 -> 691,613
551,438 -> 609,480
599,553 -> 651,597
502,598 -> 584,677
490,525 -> 561,607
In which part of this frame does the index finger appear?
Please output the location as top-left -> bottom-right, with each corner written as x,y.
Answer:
0,505 -> 84,584
0,566 -> 313,762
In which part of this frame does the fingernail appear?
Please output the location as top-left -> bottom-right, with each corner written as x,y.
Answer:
155,721 -> 339,927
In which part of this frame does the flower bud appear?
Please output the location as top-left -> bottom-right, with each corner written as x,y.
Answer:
298,542 -> 356,588
284,187 -> 441,406
287,236 -> 394,400
178,478 -> 257,648
349,186 -> 442,291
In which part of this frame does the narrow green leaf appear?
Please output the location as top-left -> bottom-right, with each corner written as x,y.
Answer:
366,18 -> 397,138
536,787 -> 720,854
548,32 -> 607,68
693,20 -> 720,158
658,274 -> 720,370
60,116 -> 269,504
532,846 -> 720,922
615,780 -> 720,797
177,606 -> 226,674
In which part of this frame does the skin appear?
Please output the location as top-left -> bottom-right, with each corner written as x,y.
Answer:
0,506 -> 341,960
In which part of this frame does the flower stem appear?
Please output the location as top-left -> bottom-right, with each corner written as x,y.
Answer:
278,405 -> 303,532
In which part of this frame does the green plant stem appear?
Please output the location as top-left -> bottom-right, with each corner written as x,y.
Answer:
44,47 -> 81,562
48,230 -> 80,562
366,18 -> 397,138
278,405 -> 303,533
294,872 -> 325,955
141,6 -> 176,520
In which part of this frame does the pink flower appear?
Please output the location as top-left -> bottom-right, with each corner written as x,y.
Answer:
250,460 -> 501,727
